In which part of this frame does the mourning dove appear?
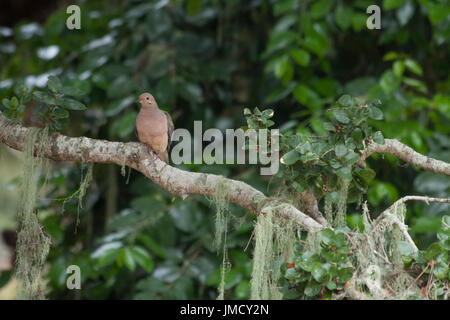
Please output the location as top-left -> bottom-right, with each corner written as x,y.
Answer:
136,93 -> 174,163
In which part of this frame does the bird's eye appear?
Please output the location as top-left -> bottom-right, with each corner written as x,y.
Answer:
146,97 -> 149,100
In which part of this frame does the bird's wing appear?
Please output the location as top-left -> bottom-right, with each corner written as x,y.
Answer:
164,111 -> 174,151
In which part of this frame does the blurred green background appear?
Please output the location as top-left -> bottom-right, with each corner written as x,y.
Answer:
0,0 -> 449,299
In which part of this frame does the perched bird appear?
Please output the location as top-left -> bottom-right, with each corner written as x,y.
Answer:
136,93 -> 174,163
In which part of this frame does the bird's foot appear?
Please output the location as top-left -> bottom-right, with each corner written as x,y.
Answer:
147,145 -> 152,154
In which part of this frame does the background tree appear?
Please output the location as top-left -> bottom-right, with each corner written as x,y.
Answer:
0,0 -> 448,299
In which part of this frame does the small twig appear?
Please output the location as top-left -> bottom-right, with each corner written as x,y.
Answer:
385,283 -> 397,296
425,260 -> 435,299
407,262 -> 431,291
243,228 -> 255,252
373,250 -> 391,265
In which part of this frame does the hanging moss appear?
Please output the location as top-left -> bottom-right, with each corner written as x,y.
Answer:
15,127 -> 51,300
335,177 -> 350,228
207,177 -> 231,299
343,202 -> 423,300
250,204 -> 298,300
211,178 -> 229,250
217,218 -> 229,300
250,207 -> 273,300
324,195 -> 333,226
75,163 -> 94,229
59,163 -> 94,232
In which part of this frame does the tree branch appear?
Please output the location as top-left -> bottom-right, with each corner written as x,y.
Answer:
0,112 -> 324,232
359,139 -> 450,176
375,196 -> 450,253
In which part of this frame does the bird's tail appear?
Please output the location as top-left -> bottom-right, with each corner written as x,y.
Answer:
160,150 -> 169,163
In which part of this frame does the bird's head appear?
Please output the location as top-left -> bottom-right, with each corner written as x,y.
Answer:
137,93 -> 157,108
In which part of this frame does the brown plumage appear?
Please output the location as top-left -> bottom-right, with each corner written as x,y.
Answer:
136,93 -> 174,163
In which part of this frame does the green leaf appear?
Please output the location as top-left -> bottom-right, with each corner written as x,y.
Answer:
304,281 -> 321,297
335,5 -> 353,31
433,259 -> 448,280
54,97 -> 86,110
351,13 -> 367,31
312,262 -> 327,282
424,242 -> 442,261
297,251 -> 320,272
383,0 -> 405,10
92,242 -> 122,267
427,3 -> 450,24
334,109 -> 350,124
293,84 -> 315,105
351,128 -> 363,142
119,247 -> 136,271
356,168 -> 376,184
299,152 -> 319,162
380,70 -> 400,94
334,144 -> 347,158
10,97 -> 19,109
292,181 -> 307,193
442,216 -> 450,229
393,60 -> 405,77
284,267 -> 298,280
396,0 -> 415,26
384,52 -> 400,61
50,107 -> 69,118
290,48 -> 310,67
47,75 -> 62,93
403,77 -> 428,93
59,86 -> 86,97
411,217 -> 443,233
336,167 -> 352,180
325,281 -> 337,290
344,151 -> 360,166
404,59 -> 423,76
2,98 -> 10,108
33,91 -> 57,105
321,229 -> 335,245
372,131 -> 385,144
186,0 -> 203,16
311,0 -> 334,19
337,267 -> 353,283
131,246 -> 154,273
137,234 -> 167,259
234,281 -> 250,299
280,150 -> 301,165
323,122 -> 335,131
338,94 -> 353,107
369,106 -> 384,120
433,95 -> 450,115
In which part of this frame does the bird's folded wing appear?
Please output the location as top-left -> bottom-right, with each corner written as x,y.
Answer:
164,111 -> 174,150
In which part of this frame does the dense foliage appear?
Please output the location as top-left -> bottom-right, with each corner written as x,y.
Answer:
0,0 -> 448,299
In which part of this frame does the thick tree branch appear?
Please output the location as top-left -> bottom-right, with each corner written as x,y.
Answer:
359,139 -> 450,176
0,113 -> 324,232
